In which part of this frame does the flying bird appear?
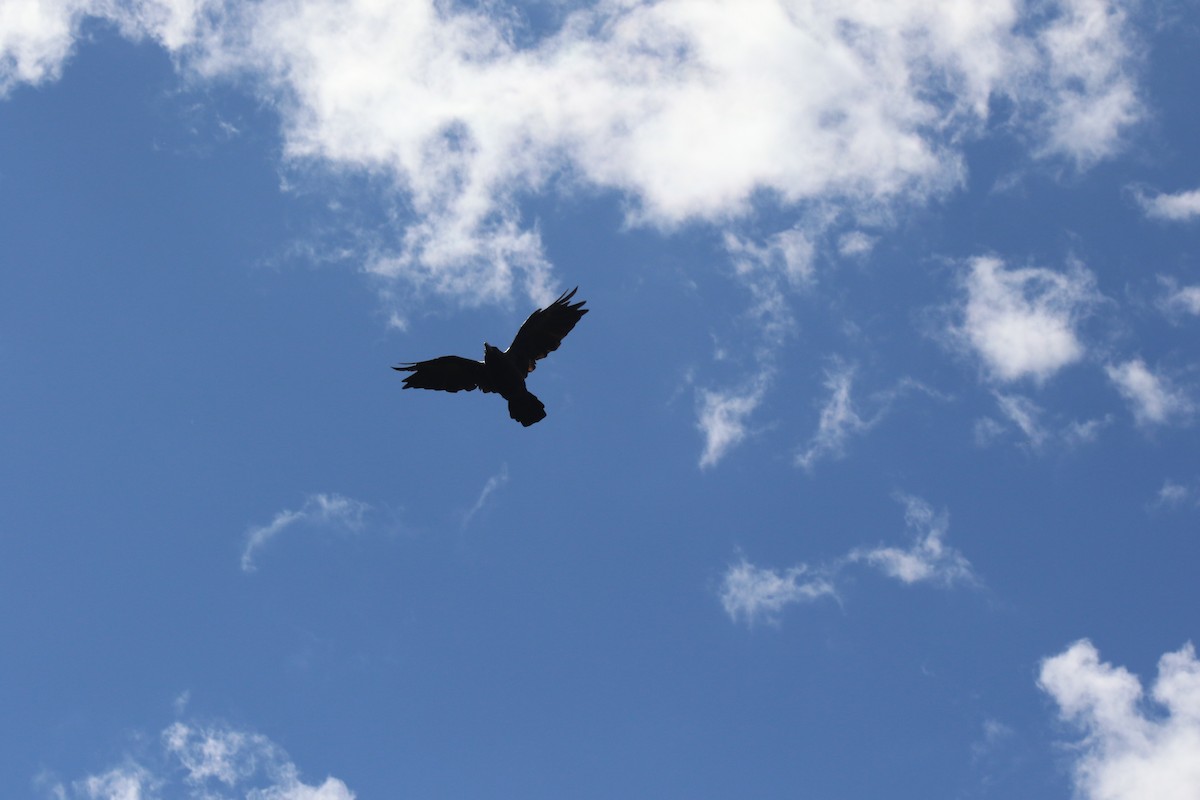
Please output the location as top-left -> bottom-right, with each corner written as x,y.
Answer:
394,288 -> 589,426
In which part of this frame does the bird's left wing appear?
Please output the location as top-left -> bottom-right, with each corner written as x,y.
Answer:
506,287 -> 588,370
393,356 -> 485,392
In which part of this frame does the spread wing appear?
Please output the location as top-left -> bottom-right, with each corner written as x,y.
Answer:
506,287 -> 588,371
393,356 -> 486,392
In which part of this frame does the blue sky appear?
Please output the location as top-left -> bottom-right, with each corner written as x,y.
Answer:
2,0 -> 1199,798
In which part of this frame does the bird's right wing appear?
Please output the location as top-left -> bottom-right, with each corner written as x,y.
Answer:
506,287 -> 588,369
393,356 -> 485,392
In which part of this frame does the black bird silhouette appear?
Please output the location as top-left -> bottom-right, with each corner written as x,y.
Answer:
394,288 -> 588,426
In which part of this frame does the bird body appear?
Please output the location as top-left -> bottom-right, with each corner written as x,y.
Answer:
394,288 -> 588,426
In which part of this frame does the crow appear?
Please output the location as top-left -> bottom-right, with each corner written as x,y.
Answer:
394,288 -> 588,426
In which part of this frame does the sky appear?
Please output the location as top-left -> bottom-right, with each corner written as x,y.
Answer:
2,0 -> 1199,797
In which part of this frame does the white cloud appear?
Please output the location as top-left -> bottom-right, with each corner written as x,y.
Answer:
952,256 -> 1098,383
696,374 -> 768,469
1154,479 -> 1193,508
241,493 -> 371,573
796,365 -> 944,471
970,718 -> 1015,763
1159,277 -> 1200,317
719,559 -> 837,626
1139,188 -> 1200,222
1,0 -> 1144,306
49,720 -> 355,800
722,495 -> 975,625
993,391 -> 1048,446
977,391 -> 1110,449
725,229 -> 815,288
74,765 -> 158,800
850,495 -> 976,586
1039,640 -> 1200,800
973,415 -> 1008,447
1033,0 -> 1142,166
836,231 -> 876,258
1105,359 -> 1193,426
462,463 -> 509,529
0,0 -> 84,95
721,230 -> 808,349
796,363 -> 871,471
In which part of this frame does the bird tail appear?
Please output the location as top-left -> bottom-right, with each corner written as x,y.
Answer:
508,391 -> 547,427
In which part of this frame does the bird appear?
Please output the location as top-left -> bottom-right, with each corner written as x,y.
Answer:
394,287 -> 588,426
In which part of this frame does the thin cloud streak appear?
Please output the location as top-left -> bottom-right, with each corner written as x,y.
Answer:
976,392 -> 1110,450
241,493 -> 371,573
462,463 -> 509,529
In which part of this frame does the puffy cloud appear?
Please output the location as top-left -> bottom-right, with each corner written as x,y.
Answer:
1,0 -> 1145,305
1039,640 -> 1200,800
0,0 -> 217,96
241,493 -> 371,573
1139,188 -> 1200,222
951,256 -> 1099,383
1105,359 -> 1193,426
721,495 -> 974,625
0,0 -> 84,94
1033,0 -> 1142,166
48,720 -> 354,800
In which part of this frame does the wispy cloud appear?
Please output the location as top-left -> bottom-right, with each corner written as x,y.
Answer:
720,559 -> 837,626
1038,639 -> 1200,800
1152,478 -> 1197,509
1137,187 -> 1200,221
1158,276 -> 1200,318
45,719 -> 355,799
849,495 -> 976,587
796,364 -> 945,472
837,231 -> 877,258
796,362 -> 872,471
721,495 -> 976,625
1105,359 -> 1194,427
696,372 -> 770,470
241,493 -> 371,573
0,0 -> 1145,306
462,463 -> 509,529
950,256 -> 1099,384
977,391 -> 1110,450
